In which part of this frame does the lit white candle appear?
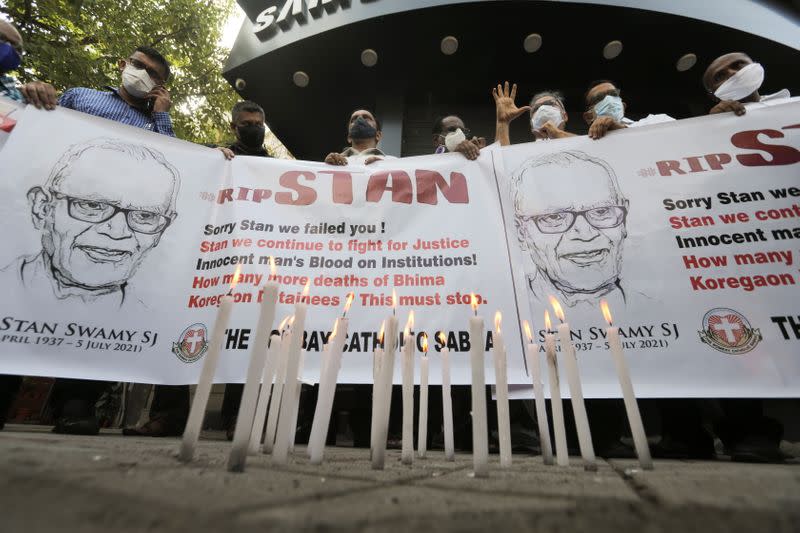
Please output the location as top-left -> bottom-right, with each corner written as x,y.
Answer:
401,311 -> 416,465
228,264 -> 279,472
262,319 -> 292,454
550,296 -> 596,471
544,310 -> 569,467
492,312 -> 512,468
417,333 -> 429,459
523,321 -> 554,466
601,300 -> 653,470
438,332 -> 455,461
469,294 -> 488,478
248,330 -> 283,454
372,299 -> 399,470
178,268 -> 239,463
273,281 -> 311,463
308,293 -> 354,464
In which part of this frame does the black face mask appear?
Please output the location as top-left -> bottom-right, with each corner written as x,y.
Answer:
237,124 -> 266,149
348,116 -> 377,140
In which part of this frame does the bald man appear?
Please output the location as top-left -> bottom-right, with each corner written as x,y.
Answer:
703,52 -> 798,116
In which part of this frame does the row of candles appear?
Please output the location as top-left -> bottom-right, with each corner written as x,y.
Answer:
178,261 -> 653,475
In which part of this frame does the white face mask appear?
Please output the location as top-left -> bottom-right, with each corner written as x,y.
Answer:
444,128 -> 466,152
714,62 -> 764,102
531,105 -> 564,131
122,63 -> 156,98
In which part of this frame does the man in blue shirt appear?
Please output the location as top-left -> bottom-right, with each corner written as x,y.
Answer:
58,46 -> 175,136
45,45 -> 176,435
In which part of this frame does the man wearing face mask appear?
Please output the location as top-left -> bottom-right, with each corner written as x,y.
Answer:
214,101 -> 271,160
703,52 -> 798,116
58,46 -> 174,137
0,18 -> 58,110
528,90 -> 575,141
325,109 -> 393,165
492,82 -> 575,146
432,115 -> 485,159
583,80 -> 674,140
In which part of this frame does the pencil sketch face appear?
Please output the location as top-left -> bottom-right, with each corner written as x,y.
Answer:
515,156 -> 628,293
28,142 -> 179,289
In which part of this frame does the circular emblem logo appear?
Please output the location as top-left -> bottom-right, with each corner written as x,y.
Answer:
172,323 -> 209,363
698,308 -> 762,355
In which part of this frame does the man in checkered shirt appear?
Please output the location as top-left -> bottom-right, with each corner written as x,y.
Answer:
57,46 -> 175,137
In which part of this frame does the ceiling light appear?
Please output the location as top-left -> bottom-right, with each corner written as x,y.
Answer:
440,36 -> 459,55
603,40 -> 623,60
523,33 -> 542,53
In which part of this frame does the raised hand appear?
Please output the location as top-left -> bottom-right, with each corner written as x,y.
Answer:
492,81 -> 531,124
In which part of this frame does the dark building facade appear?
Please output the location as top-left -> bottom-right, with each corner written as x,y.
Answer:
224,0 -> 800,161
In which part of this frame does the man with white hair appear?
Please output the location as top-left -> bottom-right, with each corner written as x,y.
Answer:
4,139 -> 180,307
510,150 -> 631,311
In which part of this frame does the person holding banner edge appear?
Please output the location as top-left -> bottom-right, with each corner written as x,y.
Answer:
700,51 -> 793,463
18,44 -> 178,435
325,109 -> 393,166
703,52 -> 799,116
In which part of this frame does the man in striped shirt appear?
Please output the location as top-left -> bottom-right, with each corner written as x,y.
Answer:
45,46 -> 177,436
57,46 -> 175,137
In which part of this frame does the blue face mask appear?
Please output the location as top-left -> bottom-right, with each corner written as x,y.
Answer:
0,42 -> 21,73
593,95 -> 624,122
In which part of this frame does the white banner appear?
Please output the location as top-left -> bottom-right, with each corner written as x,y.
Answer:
0,106 -> 520,387
0,103 -> 798,397
498,102 -> 800,398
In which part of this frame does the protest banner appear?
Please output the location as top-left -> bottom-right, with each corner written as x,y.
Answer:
0,106 -> 520,386
498,102 -> 800,398
0,102 -> 798,397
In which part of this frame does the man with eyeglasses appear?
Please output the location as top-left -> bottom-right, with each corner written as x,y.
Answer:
57,46 -> 175,136
511,150 -> 633,311
582,80 -> 674,140
432,115 -> 485,159
0,139 -> 180,435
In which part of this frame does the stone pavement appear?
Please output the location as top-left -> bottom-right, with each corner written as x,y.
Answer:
1,425 -> 798,533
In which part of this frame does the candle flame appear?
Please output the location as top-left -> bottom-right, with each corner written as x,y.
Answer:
378,320 -> 385,344
288,315 -> 295,327
470,293 -> 479,315
278,315 -> 290,330
437,331 -> 446,344
421,333 -> 429,353
548,295 -> 565,323
269,255 -> 277,278
544,310 -> 552,332
403,310 -> 415,337
229,264 -> 242,292
600,300 -> 613,326
523,320 -> 533,343
342,292 -> 355,317
392,288 -> 398,315
301,280 -> 311,299
494,311 -> 502,333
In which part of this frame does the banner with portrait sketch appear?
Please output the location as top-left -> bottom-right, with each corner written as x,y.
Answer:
498,101 -> 800,398
0,102 -> 798,397
0,105 -> 522,388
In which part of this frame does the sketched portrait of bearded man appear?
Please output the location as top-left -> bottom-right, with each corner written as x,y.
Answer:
0,138 -> 180,310
510,150 -> 646,312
